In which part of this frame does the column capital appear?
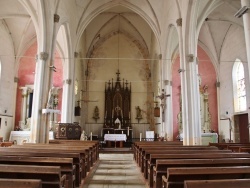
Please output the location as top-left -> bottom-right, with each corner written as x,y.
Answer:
187,54 -> 194,62
176,18 -> 182,26
74,52 -> 79,58
14,77 -> 19,83
54,14 -> 60,23
64,79 -> 72,85
39,52 -> 49,61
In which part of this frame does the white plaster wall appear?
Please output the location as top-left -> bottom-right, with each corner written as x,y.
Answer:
219,26 -> 247,142
86,34 -> 151,136
0,21 -> 16,139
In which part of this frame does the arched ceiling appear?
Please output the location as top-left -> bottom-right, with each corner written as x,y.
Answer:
0,0 -> 36,57
84,5 -> 155,59
198,0 -> 242,63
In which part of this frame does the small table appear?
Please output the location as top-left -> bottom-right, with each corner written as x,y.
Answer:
104,134 -> 127,148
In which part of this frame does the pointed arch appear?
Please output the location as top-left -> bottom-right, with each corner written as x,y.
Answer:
233,59 -> 247,112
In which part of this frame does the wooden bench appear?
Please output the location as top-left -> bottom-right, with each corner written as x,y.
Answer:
184,179 -> 250,188
147,153 -> 250,188
0,164 -> 66,188
0,178 -> 42,188
209,142 -> 250,150
18,144 -> 94,178
137,145 -> 218,169
133,141 -> 183,162
21,143 -> 93,170
0,148 -> 82,187
162,166 -> 250,188
49,140 -> 99,161
142,148 -> 230,178
0,156 -> 75,188
154,158 -> 250,188
0,142 -> 13,147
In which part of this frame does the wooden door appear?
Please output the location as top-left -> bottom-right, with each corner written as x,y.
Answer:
238,114 -> 249,143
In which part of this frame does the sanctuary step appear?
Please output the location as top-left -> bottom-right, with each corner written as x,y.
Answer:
99,148 -> 133,154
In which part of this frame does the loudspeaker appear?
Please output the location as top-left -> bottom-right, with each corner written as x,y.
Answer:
75,106 -> 81,116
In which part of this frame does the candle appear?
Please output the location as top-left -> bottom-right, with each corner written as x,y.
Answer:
112,110 -> 114,118
140,133 -> 142,141
108,131 -> 109,134
127,127 -> 129,136
90,132 -> 92,141
122,131 -> 123,134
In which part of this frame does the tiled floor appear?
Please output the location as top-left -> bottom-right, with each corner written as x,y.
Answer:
83,154 -> 148,188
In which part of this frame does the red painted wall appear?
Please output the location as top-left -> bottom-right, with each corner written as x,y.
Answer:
172,46 -> 218,140
15,43 -> 63,128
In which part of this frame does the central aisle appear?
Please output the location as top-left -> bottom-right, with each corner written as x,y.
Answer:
83,153 -> 147,188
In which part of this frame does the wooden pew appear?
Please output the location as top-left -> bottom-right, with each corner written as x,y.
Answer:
0,164 -> 66,188
0,148 -> 82,187
162,166 -> 250,188
240,147 -> 250,153
19,144 -> 92,172
22,143 -> 94,169
154,158 -> 250,188
142,148 -> 228,178
137,145 -> 218,169
0,156 -> 75,188
49,140 -> 99,161
184,179 -> 250,188
0,178 -> 42,188
133,141 -> 183,161
147,153 -> 250,188
143,149 -> 231,179
0,142 -> 13,147
209,142 -> 250,150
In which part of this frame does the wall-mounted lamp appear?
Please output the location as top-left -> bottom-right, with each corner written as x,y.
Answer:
178,69 -> 185,73
235,6 -> 249,18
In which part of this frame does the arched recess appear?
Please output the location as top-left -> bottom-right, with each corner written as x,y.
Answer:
172,45 -> 218,140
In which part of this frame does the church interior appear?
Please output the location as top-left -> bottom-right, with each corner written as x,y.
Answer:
1,0 -> 250,187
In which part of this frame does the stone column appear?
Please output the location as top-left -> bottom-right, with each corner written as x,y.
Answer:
177,17 -> 202,145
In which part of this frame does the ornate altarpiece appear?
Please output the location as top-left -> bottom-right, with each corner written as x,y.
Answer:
104,70 -> 131,129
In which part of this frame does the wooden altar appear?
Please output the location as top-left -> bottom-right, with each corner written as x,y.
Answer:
104,70 -> 131,129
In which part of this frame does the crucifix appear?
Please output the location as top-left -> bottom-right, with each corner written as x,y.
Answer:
156,89 -> 170,122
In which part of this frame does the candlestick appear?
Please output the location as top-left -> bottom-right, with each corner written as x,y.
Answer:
140,133 -> 142,141
108,131 -> 109,134
90,132 -> 92,141
127,127 -> 129,136
105,111 -> 107,118
122,131 -> 123,134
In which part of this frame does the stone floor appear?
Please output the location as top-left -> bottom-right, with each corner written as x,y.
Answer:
83,154 -> 148,188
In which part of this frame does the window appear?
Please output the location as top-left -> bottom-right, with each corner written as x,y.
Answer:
233,59 -> 247,112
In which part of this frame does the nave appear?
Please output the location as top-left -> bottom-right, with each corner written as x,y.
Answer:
83,153 -> 147,188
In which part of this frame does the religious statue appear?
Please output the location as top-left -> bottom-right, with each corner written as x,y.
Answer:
80,130 -> 88,140
47,87 -> 54,109
136,106 -> 142,119
92,106 -> 100,122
